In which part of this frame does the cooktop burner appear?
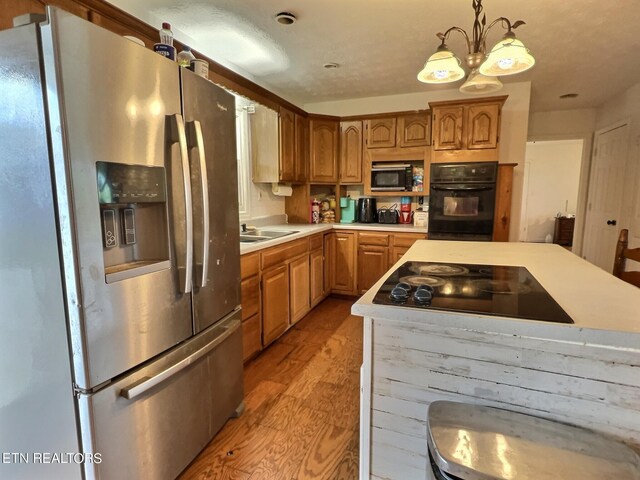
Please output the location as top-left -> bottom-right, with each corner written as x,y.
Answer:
373,261 -> 574,324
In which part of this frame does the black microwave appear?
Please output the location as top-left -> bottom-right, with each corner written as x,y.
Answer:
371,164 -> 413,192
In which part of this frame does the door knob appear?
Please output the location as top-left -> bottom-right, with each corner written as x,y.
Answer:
607,219 -> 617,226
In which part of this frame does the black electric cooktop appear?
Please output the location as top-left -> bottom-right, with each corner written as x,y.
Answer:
373,261 -> 574,324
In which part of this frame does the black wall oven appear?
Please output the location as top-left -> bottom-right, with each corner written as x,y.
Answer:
428,162 -> 498,241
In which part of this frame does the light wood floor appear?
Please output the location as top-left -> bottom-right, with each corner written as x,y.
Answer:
180,298 -> 362,480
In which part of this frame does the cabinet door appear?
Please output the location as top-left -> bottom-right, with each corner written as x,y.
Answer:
397,113 -> 431,147
357,245 -> 389,294
365,117 -> 396,148
289,254 -> 310,325
432,106 -> 464,150
279,107 -> 295,182
339,120 -> 363,183
390,246 -> 410,267
493,164 -> 515,242
333,232 -> 356,294
241,314 -> 261,362
240,275 -> 260,321
324,232 -> 335,294
262,264 -> 290,346
310,249 -> 324,308
466,104 -> 500,150
309,119 -> 339,182
294,114 -> 309,183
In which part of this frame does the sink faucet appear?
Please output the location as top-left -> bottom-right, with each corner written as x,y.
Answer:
241,223 -> 247,233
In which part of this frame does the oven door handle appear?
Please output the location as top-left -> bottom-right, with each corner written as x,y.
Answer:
431,185 -> 494,192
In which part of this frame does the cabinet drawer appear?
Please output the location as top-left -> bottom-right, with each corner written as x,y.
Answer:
393,233 -> 425,247
261,238 -> 309,270
242,314 -> 261,362
240,275 -> 260,321
309,233 -> 324,251
240,252 -> 259,279
358,232 -> 389,246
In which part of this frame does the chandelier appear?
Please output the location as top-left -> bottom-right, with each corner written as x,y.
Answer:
417,0 -> 535,94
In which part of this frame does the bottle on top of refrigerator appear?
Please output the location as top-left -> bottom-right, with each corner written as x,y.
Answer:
177,47 -> 196,68
159,22 -> 173,45
154,22 -> 176,61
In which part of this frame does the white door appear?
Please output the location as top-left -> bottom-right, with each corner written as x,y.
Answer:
582,124 -> 629,271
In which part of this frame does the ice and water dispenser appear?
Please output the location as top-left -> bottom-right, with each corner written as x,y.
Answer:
97,161 -> 170,283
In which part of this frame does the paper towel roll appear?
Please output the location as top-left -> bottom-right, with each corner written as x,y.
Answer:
271,183 -> 293,196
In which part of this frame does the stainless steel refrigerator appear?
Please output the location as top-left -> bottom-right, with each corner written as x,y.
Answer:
0,8 -> 243,479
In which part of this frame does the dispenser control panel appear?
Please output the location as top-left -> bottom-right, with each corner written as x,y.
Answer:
97,161 -> 166,204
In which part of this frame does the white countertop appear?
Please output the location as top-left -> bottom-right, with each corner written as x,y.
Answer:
352,240 -> 640,348
239,223 -> 427,254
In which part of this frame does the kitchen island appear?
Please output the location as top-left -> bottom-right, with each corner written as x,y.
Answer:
352,241 -> 640,480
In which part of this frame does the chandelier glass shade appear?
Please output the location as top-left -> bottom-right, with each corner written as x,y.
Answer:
417,46 -> 466,84
418,0 -> 534,94
479,34 -> 536,76
459,68 -> 503,94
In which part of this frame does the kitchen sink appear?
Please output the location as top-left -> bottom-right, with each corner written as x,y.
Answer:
239,229 -> 299,243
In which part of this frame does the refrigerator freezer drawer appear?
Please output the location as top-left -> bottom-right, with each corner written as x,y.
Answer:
78,309 -> 243,480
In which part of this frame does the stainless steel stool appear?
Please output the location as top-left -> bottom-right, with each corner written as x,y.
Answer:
427,401 -> 640,480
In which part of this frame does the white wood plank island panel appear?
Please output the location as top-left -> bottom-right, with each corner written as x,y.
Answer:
352,241 -> 640,480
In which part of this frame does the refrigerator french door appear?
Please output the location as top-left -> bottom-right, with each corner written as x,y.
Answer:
0,8 -> 242,480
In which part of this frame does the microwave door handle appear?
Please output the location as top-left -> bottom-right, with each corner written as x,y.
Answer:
186,120 -> 210,289
170,114 -> 193,294
431,185 -> 493,192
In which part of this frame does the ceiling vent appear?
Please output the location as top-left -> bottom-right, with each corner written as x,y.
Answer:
275,12 -> 296,25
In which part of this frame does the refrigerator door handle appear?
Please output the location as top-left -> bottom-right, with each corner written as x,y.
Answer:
120,317 -> 241,400
186,120 -> 210,289
170,113 -> 193,294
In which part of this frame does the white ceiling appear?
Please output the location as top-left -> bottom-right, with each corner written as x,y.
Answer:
110,0 -> 640,112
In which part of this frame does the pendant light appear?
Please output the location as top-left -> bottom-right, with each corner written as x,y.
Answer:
417,0 -> 534,94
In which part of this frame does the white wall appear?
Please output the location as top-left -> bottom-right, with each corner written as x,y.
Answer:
305,82 -> 532,241
528,109 -> 597,139
594,80 -> 640,250
521,140 -> 583,243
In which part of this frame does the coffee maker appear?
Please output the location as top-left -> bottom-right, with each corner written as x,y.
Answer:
339,197 -> 356,223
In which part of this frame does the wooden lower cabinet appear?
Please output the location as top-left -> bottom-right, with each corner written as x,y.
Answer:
289,254 -> 311,324
310,248 -> 325,307
241,314 -> 261,362
333,232 -> 357,295
357,245 -> 389,294
390,246 -> 410,266
240,253 -> 261,362
323,232 -> 335,294
261,264 -> 290,347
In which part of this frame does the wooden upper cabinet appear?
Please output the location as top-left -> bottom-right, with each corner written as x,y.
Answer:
430,96 -> 507,162
467,103 -> 500,150
365,117 -> 396,149
397,112 -> 431,147
279,107 -> 296,182
294,114 -> 309,183
309,118 -> 339,183
432,106 -> 464,151
340,120 -> 363,183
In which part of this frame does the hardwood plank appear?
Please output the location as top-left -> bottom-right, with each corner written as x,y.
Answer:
295,423 -> 354,479
329,428 -> 360,480
180,298 -> 363,480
